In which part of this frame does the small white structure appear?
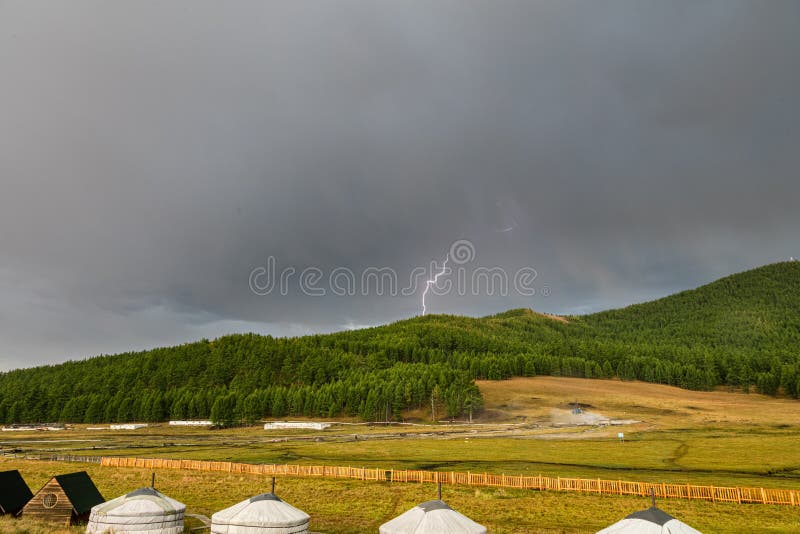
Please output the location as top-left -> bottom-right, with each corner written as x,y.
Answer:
379,500 -> 486,534
211,493 -> 310,534
596,506 -> 702,534
1,424 -> 63,431
168,420 -> 213,427
111,424 -> 149,430
263,422 -> 331,431
86,487 -> 186,534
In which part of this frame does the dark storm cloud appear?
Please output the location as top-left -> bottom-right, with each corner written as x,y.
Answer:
1,1 -> 799,368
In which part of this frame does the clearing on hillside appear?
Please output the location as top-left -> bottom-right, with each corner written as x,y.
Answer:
477,376 -> 800,429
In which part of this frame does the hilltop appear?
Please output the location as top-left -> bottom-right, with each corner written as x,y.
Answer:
1,262 -> 799,425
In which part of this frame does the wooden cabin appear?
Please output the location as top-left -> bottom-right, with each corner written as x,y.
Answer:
21,471 -> 104,525
0,470 -> 33,515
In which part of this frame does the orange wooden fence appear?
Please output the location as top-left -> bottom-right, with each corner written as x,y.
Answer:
100,457 -> 799,506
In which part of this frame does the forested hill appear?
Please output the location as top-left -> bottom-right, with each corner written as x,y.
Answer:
1,262 -> 799,425
582,261 -> 800,350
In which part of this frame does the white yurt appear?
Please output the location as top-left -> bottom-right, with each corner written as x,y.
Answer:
86,487 -> 185,534
211,492 -> 310,534
379,500 -> 486,534
596,506 -> 702,534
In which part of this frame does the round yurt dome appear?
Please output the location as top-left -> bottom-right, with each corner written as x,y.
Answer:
86,487 -> 186,534
211,493 -> 310,534
596,506 -> 702,534
379,500 -> 486,534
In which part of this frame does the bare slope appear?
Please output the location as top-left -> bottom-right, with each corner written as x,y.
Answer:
478,376 -> 800,428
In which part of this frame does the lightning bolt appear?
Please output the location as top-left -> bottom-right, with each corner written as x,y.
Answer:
421,255 -> 448,316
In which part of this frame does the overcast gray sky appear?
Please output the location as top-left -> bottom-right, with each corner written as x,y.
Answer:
1,1 -> 798,370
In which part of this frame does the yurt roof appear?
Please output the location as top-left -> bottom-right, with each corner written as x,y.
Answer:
596,506 -> 702,534
379,500 -> 487,534
211,492 -> 309,530
90,487 -> 186,516
87,487 -> 186,534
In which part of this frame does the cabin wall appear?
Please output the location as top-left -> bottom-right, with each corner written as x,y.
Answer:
21,480 -> 73,526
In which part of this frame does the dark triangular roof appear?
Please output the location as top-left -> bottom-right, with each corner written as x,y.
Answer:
249,492 -> 282,503
53,471 -> 104,515
0,470 -> 33,515
418,500 -> 452,512
626,506 -> 675,526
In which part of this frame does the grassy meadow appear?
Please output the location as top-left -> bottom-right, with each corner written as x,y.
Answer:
3,377 -> 800,532
2,458 -> 800,534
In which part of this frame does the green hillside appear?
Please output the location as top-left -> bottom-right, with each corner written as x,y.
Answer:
1,262 -> 799,425
583,261 -> 800,349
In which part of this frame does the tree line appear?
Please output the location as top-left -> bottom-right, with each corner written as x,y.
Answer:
1,262 -> 798,424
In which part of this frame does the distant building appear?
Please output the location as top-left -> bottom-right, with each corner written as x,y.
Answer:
0,470 -> 33,515
21,471 -> 104,526
168,420 -> 213,426
1,424 -> 64,431
263,421 -> 331,430
109,424 -> 148,430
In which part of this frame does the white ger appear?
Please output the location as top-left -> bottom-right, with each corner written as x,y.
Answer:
596,505 -> 702,534
86,487 -> 186,534
211,492 -> 310,534
379,500 -> 486,534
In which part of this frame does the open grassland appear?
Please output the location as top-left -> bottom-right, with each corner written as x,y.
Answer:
4,378 -> 800,489
4,378 -> 800,531
3,458 -> 800,534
